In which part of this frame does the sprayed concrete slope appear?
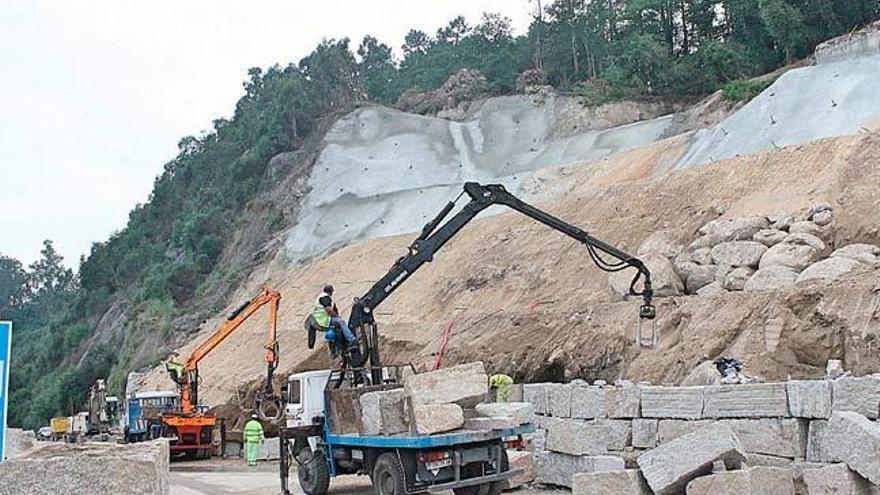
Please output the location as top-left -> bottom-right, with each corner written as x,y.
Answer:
284,94 -> 674,261
677,46 -> 880,168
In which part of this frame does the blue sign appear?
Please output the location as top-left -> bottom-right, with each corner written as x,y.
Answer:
0,321 -> 10,462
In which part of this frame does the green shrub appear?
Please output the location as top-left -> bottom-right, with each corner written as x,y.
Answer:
722,77 -> 778,103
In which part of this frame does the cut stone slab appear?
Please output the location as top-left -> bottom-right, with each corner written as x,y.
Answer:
474,402 -> 534,425
523,383 -> 549,415
825,411 -> 880,484
703,383 -> 789,418
832,375 -> 880,419
360,388 -> 408,435
722,419 -> 807,458
545,419 -> 609,455
504,450 -> 536,490
591,419 -> 632,451
685,467 -> 794,495
535,452 -> 624,488
711,241 -> 767,268
801,462 -> 872,495
745,453 -> 794,468
547,383 -> 573,418
633,418 -> 659,448
641,386 -> 705,419
257,437 -> 280,461
787,380 -> 832,419
463,416 -> 519,430
405,362 -> 488,408
806,420 -> 839,463
0,440 -> 170,495
605,385 -> 640,418
637,421 -> 747,495
572,469 -> 651,495
412,403 -> 465,435
658,420 -> 713,444
571,385 -> 605,419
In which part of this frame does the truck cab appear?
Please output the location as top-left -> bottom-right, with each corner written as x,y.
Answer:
285,369 -> 332,429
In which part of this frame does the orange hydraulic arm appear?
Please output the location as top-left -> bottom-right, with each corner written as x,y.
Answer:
177,286 -> 281,415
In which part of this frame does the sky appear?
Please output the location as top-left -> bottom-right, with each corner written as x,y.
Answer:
0,0 -> 534,268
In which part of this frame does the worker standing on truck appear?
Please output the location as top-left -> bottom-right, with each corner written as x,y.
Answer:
164,353 -> 185,384
244,414 -> 265,467
313,284 -> 356,344
489,374 -> 514,402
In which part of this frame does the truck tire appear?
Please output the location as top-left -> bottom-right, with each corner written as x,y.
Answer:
297,446 -> 330,495
372,452 -> 406,495
455,449 -> 508,495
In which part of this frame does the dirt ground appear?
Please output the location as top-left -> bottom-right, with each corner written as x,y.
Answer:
140,129 -> 880,409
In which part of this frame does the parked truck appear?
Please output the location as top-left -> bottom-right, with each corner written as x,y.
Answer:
50,417 -> 69,441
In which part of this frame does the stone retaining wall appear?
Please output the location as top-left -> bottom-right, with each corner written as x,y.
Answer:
525,376 -> 880,491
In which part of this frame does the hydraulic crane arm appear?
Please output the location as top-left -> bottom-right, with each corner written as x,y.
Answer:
348,182 -> 656,381
177,286 -> 281,414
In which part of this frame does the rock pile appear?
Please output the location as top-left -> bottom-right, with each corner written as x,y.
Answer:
525,375 -> 880,493
396,69 -> 489,115
612,203 -> 880,299
0,440 -> 169,495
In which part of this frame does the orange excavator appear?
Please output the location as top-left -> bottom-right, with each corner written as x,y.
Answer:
161,285 -> 283,459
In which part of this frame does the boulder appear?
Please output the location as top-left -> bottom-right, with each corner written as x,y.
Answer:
681,360 -> 723,386
404,362 -> 488,408
753,229 -> 788,247
808,202 -> 833,217
789,221 -> 827,239
800,463 -> 871,495
412,404 -> 465,435
637,422 -> 747,495
675,261 -> 717,293
711,241 -> 767,268
545,419 -> 609,455
744,266 -> 799,291
768,212 -> 796,231
572,469 -> 651,495
685,467 -> 794,495
723,267 -> 755,291
697,281 -> 727,297
812,210 -> 834,226
831,244 -> 880,267
797,257 -> 861,283
784,233 -> 827,252
824,411 -> 880,484
759,243 -> 820,272
787,381 -> 832,419
638,231 -> 684,260
696,216 -> 771,246
474,402 -> 534,425
504,450 -> 536,489
609,251 -> 683,298
692,247 -> 714,265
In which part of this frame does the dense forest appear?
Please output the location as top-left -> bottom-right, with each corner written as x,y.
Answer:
2,0 -> 877,429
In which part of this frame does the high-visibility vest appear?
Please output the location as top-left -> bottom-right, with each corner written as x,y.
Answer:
313,292 -> 331,328
244,419 -> 264,443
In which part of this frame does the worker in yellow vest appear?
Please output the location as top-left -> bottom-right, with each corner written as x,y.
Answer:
313,284 -> 356,344
243,414 -> 264,467
489,374 -> 514,402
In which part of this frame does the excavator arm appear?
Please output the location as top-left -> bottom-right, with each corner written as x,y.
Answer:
348,182 -> 656,382
177,286 -> 281,415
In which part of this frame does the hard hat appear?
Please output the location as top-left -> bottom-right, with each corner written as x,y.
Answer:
324,329 -> 337,342
251,414 -> 258,419
323,284 -> 334,294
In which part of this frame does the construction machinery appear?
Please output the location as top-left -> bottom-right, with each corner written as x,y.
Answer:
49,416 -> 69,442
86,379 -> 120,439
341,182 -> 655,384
281,182 -> 654,495
161,285 -> 283,459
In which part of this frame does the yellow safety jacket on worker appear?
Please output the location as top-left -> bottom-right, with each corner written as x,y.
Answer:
243,419 -> 264,443
312,292 -> 332,328
489,374 -> 514,402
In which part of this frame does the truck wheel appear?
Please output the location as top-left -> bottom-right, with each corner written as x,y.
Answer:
372,452 -> 406,495
297,447 -> 330,495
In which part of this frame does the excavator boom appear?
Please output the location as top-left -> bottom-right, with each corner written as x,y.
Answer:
347,182 -> 656,383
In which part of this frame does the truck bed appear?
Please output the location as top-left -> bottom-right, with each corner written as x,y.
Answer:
325,423 -> 534,448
